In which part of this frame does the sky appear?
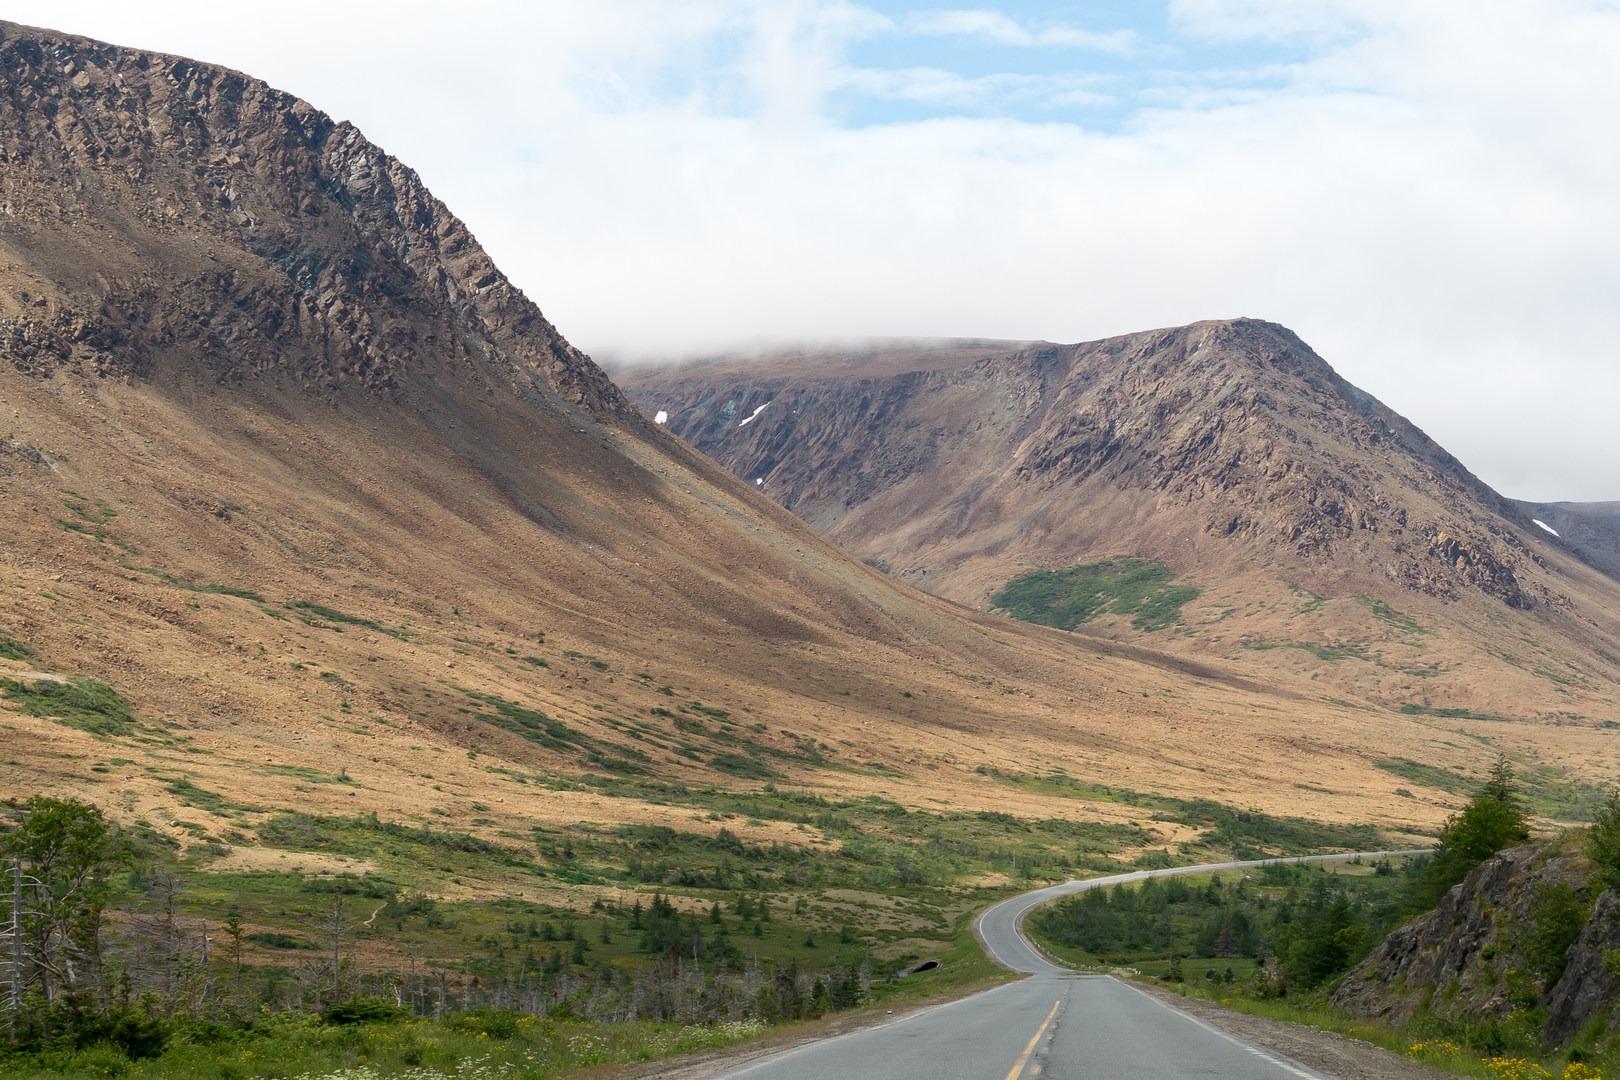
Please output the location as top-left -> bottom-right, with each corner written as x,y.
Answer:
8,1 -> 1619,501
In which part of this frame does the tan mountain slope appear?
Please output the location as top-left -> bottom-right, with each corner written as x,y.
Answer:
1,20 -> 1610,874
617,323 -> 1620,724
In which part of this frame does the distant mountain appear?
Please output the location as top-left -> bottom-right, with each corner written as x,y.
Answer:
617,321 -> 1620,720
1512,501 -> 1620,583
2,19 -> 1524,854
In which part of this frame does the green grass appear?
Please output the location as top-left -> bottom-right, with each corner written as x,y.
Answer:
287,601 -> 410,640
0,1010 -> 783,1079
0,634 -> 36,662
1373,757 -> 1476,796
127,566 -> 265,601
258,764 -> 357,786
163,778 -> 263,815
990,559 -> 1200,632
1245,640 -> 1373,662
457,689 -> 591,753
1400,703 -> 1506,721
1288,584 -> 1325,614
0,675 -> 136,736
708,752 -> 780,780
1355,595 -> 1428,635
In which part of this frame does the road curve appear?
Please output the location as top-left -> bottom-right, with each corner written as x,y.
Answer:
977,850 -> 1431,974
694,851 -> 1427,1080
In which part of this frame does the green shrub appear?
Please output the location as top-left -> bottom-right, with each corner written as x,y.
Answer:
321,997 -> 410,1025
1524,880 -> 1591,984
1407,757 -> 1528,911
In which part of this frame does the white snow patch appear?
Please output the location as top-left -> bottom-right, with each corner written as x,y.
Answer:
654,410 -> 668,425
737,401 -> 770,427
1533,519 -> 1561,537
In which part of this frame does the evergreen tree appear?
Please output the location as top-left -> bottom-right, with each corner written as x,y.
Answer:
1407,755 -> 1528,911
0,796 -> 120,1010
1585,788 -> 1620,893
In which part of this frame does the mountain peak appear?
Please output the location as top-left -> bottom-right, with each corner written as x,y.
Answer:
0,20 -> 629,419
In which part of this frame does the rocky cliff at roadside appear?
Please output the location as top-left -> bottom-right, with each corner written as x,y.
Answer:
1332,835 -> 1620,1052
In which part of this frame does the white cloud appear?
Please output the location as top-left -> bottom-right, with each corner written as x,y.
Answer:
903,9 -> 1137,52
838,66 -> 1111,109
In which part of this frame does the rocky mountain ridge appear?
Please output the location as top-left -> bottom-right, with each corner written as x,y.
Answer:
618,323 -> 1620,719
0,19 -> 626,417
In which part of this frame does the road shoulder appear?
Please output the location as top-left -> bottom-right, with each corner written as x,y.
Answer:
1133,983 -> 1460,1080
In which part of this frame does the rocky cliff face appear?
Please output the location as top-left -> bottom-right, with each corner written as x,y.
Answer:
1332,837 -> 1620,1052
0,20 -> 628,418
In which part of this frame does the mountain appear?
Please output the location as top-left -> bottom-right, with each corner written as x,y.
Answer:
1,18 -> 1525,864
615,322 -> 1620,723
1513,501 -> 1620,584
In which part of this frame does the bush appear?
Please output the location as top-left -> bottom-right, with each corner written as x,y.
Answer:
320,997 -> 409,1026
445,1008 -> 526,1039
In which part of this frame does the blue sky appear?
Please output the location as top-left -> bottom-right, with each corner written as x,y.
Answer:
833,3 -> 1309,129
7,2 -> 1620,501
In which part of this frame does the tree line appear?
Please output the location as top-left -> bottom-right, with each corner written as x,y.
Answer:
0,795 -> 872,1064
1033,755 -> 1544,994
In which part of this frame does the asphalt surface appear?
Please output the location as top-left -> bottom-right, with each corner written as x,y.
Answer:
694,852 -> 1428,1080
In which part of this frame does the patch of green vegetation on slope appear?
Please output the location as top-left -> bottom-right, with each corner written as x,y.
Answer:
1399,702 -> 1507,721
0,675 -> 136,736
1354,595 -> 1428,635
287,600 -> 411,639
990,558 -> 1200,632
455,688 -> 592,752
0,633 -> 36,662
126,565 -> 265,601
1245,639 -> 1373,662
1372,757 -> 1474,796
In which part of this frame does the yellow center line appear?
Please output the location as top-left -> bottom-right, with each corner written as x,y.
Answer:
1003,999 -> 1061,1080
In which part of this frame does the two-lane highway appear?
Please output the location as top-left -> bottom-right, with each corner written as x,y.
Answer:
699,973 -> 1331,1079
696,853 -> 1425,1079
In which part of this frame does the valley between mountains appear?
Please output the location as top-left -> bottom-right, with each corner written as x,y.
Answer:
1,15 -> 1619,1078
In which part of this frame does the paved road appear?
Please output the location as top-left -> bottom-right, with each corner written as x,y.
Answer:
698,852 -> 1427,1080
